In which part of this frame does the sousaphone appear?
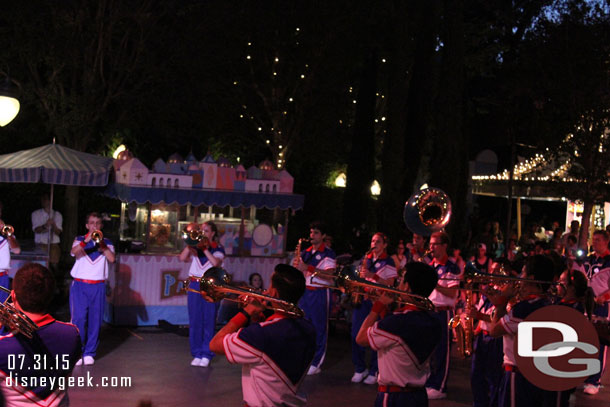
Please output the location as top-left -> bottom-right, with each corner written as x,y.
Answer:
403,187 -> 451,236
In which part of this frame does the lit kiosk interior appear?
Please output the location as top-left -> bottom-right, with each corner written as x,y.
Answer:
105,153 -> 303,326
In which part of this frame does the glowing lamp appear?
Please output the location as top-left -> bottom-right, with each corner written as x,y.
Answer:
0,77 -> 20,127
371,180 -> 381,196
113,144 -> 127,159
334,173 -> 346,187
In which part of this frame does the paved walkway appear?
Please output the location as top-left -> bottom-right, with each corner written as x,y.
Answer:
64,322 -> 609,407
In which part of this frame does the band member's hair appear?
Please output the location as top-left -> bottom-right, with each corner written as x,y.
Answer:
13,263 -> 55,313
524,255 -> 555,291
547,251 -> 566,279
593,229 -> 610,241
86,212 -> 102,222
430,231 -> 450,246
373,232 -> 388,245
402,262 -> 438,298
310,220 -> 328,236
272,264 -> 306,304
204,221 -> 219,241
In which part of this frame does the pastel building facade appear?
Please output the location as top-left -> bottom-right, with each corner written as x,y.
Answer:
115,155 -> 293,193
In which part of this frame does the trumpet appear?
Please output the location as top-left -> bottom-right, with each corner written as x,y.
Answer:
1,225 -> 14,238
332,267 -> 435,311
91,230 -> 104,243
183,267 -> 304,318
182,227 -> 209,247
0,286 -> 39,339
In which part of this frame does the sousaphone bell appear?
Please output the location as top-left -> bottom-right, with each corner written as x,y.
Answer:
403,187 -> 451,237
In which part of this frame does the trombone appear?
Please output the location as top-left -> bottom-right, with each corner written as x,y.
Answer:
440,262 -> 566,299
183,267 -> 304,318
0,286 -> 39,339
322,267 -> 435,311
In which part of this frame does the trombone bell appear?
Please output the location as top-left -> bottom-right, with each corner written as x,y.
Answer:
0,286 -> 39,339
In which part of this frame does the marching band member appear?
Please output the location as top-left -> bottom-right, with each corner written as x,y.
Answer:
409,234 -> 430,264
391,239 -> 408,278
488,255 -> 559,407
0,216 -> 20,303
425,231 -> 460,399
69,212 -> 115,366
356,261 -> 442,407
466,284 -> 503,407
556,268 -> 588,405
0,263 -> 81,406
351,232 -> 397,385
209,264 -> 316,407
581,229 -> 610,395
179,221 -> 225,368
292,221 -> 336,375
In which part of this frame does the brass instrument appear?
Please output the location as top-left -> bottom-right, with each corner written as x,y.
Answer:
184,267 -> 304,317
333,267 -> 435,311
292,238 -> 309,268
1,225 -> 14,238
182,225 -> 209,247
91,230 -> 104,243
449,280 -> 475,358
440,262 -> 565,299
0,286 -> 39,339
403,188 -> 452,237
412,249 -> 433,264
443,262 -> 565,357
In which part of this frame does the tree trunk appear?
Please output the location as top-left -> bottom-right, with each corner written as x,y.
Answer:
378,2 -> 411,241
429,0 -> 466,243
62,186 -> 80,254
403,0 -> 440,196
578,200 -> 593,250
342,50 -> 378,254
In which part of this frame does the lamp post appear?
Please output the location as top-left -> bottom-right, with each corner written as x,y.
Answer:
0,76 -> 20,127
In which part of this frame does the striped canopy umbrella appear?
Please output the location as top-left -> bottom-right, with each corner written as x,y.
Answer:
0,143 -> 113,186
0,143 -> 114,264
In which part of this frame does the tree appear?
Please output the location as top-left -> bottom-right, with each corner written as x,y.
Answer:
521,0 -> 610,246
0,0 -> 162,248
